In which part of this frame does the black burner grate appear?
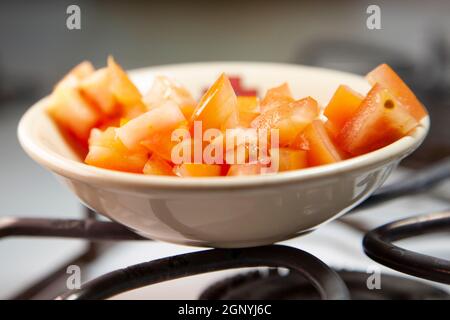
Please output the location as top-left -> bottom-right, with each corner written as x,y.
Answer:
1,159 -> 449,300
200,269 -> 450,300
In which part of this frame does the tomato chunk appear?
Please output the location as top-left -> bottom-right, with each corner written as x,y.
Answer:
173,163 -> 222,177
143,154 -> 174,176
79,68 -> 118,116
260,83 -> 294,112
338,84 -> 419,155
191,73 -> 239,131
236,96 -> 260,127
55,61 -> 95,90
47,86 -> 100,141
85,127 -> 148,173
144,76 -> 196,119
324,85 -> 363,138
227,163 -> 265,176
116,101 -> 186,151
270,148 -> 308,172
251,97 -> 319,147
107,56 -> 147,119
303,120 -> 344,166
366,64 -> 427,121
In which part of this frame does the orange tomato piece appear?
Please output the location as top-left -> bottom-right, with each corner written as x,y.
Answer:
143,154 -> 174,176
190,73 -> 239,131
226,163 -> 265,176
79,68 -> 118,116
260,83 -> 294,112
270,148 -> 308,172
55,61 -> 95,90
107,56 -> 147,119
324,85 -> 363,138
85,127 -> 148,173
143,76 -> 197,119
237,96 -> 260,113
338,84 -> 419,156
366,64 -> 427,121
251,97 -> 319,146
47,86 -> 101,142
237,96 -> 260,127
116,101 -> 186,151
173,163 -> 222,177
303,120 -> 344,166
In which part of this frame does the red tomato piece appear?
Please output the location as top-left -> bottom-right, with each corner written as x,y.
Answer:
303,120 -> 344,166
85,127 -> 148,173
324,85 -> 364,138
143,154 -> 174,176
260,83 -> 294,112
251,97 -> 319,147
338,84 -> 419,156
366,64 -> 427,121
191,73 -> 239,131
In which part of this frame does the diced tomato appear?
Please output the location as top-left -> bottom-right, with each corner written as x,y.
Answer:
324,85 -> 363,138
190,73 -> 239,131
207,128 -> 265,165
79,68 -> 118,116
270,148 -> 308,172
143,154 -> 174,176
338,84 -> 419,156
85,127 -> 148,173
47,86 -> 101,141
237,96 -> 260,127
116,101 -> 186,151
173,163 -> 222,177
107,56 -> 147,119
260,83 -> 294,112
237,96 -> 260,113
143,76 -> 197,119
251,97 -> 319,147
303,120 -> 344,166
366,64 -> 427,121
55,61 -> 95,90
226,163 -> 265,176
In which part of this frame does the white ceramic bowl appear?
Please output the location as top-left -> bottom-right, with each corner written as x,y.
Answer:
18,62 -> 429,248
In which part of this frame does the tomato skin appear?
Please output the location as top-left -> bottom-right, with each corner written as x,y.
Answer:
366,64 -> 427,121
85,127 -> 149,173
251,97 -> 319,147
303,120 -> 344,166
338,84 -> 419,156
191,73 -> 239,131
324,85 -> 363,138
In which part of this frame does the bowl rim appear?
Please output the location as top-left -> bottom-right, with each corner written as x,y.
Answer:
17,61 -> 430,191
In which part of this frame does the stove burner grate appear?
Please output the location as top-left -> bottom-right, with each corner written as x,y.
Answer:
200,269 -> 450,300
363,211 -> 450,284
57,245 -> 349,300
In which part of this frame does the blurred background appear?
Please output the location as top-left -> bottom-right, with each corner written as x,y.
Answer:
0,0 -> 449,298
